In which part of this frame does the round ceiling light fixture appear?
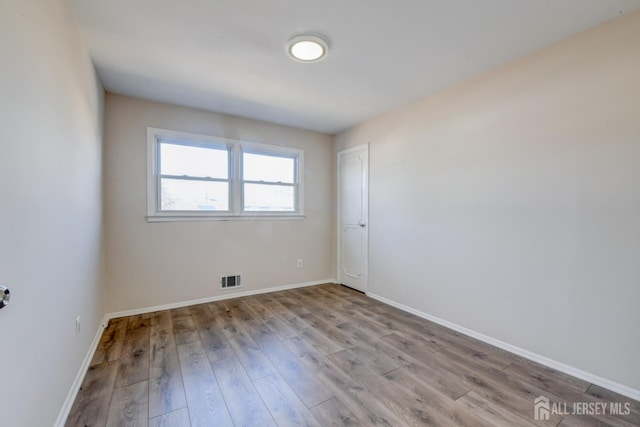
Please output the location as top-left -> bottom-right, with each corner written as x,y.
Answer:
287,34 -> 328,63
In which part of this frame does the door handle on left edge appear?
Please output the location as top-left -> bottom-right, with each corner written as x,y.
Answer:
0,285 -> 10,309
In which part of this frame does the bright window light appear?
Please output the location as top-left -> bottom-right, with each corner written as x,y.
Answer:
146,127 -> 305,220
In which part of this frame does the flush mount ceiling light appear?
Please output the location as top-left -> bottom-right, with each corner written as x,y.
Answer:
287,34 -> 328,63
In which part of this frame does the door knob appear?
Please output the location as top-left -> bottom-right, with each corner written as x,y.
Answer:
0,285 -> 9,309
359,221 -> 366,227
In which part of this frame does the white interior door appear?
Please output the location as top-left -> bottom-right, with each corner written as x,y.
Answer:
337,144 -> 369,293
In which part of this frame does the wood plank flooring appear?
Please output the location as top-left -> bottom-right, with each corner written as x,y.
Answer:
66,284 -> 640,426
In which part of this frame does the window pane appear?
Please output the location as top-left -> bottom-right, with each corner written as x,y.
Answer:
244,183 -> 294,211
160,141 -> 228,179
243,152 -> 294,183
161,178 -> 229,211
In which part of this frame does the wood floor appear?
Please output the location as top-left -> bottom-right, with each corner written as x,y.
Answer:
66,284 -> 639,426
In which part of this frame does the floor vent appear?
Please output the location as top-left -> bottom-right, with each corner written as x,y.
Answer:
221,274 -> 242,289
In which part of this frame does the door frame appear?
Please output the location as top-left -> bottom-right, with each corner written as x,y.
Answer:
336,144 -> 369,293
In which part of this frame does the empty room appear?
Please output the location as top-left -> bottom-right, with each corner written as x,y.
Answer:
2,0 -> 640,426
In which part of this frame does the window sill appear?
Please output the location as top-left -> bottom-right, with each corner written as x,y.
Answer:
146,213 -> 306,223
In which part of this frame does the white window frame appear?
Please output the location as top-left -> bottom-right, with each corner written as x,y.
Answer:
147,127 -> 304,222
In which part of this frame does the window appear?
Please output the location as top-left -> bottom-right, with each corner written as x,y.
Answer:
147,128 -> 304,221
243,151 -> 297,212
159,140 -> 230,212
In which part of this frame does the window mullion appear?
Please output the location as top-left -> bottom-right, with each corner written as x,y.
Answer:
155,140 -> 162,213
232,144 -> 242,215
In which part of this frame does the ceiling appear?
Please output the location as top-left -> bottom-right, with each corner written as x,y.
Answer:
71,0 -> 640,134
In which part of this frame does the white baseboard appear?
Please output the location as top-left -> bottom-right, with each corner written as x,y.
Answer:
106,278 -> 336,321
367,292 -> 640,402
54,315 -> 108,427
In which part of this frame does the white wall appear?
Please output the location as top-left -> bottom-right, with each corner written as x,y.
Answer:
0,1 -> 105,426
336,11 -> 640,391
104,94 -> 335,313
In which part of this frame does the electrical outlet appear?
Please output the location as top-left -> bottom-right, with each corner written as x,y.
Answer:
75,316 -> 81,336
297,259 -> 303,268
